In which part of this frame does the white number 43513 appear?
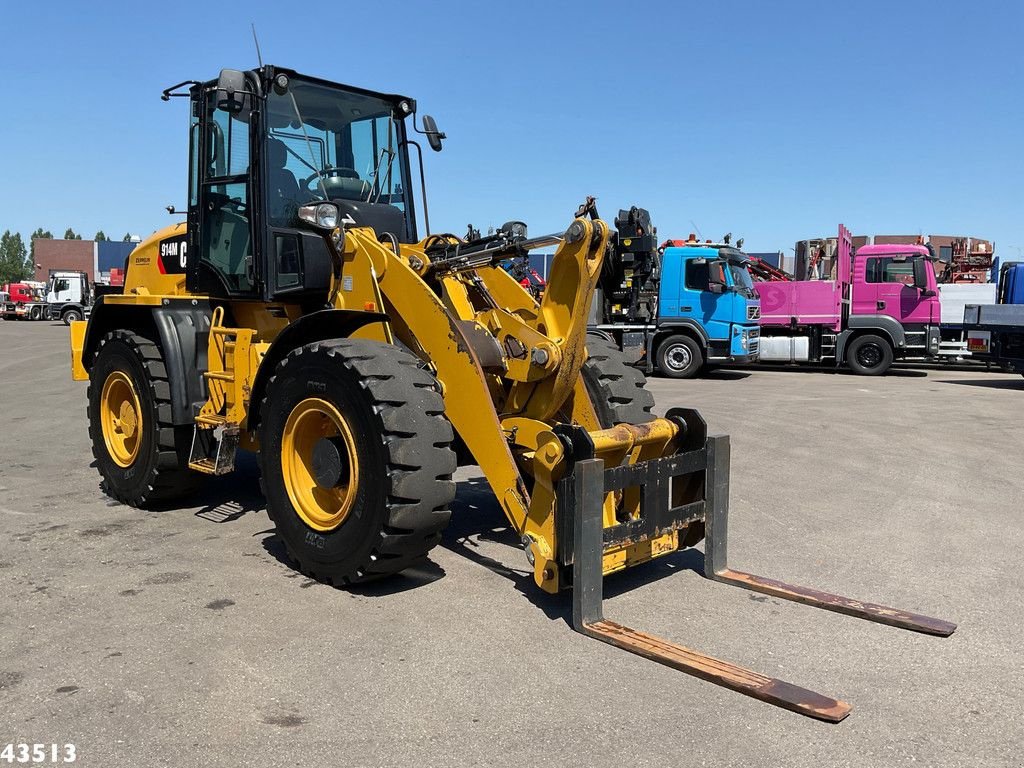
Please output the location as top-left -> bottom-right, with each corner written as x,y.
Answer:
0,744 -> 76,763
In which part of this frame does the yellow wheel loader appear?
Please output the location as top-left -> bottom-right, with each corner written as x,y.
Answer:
69,66 -> 954,722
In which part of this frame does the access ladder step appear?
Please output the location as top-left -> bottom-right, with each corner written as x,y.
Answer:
582,619 -> 851,722
188,425 -> 239,476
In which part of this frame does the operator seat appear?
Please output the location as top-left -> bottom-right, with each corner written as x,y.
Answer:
267,138 -> 302,225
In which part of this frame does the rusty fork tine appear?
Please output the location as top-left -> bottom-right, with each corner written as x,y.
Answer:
704,435 -> 957,637
572,458 -> 851,723
710,569 -> 956,636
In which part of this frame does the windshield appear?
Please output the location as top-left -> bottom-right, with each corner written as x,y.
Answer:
728,262 -> 756,295
265,79 -> 410,215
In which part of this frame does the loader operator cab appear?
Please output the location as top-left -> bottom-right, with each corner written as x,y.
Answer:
180,66 -> 442,302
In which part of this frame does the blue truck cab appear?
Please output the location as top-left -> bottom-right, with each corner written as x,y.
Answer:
651,243 -> 761,377
998,262 -> 1024,305
588,207 -> 760,379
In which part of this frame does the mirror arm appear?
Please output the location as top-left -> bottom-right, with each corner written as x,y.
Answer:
405,139 -> 431,237
161,80 -> 201,101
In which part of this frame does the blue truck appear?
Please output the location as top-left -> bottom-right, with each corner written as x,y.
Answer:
588,208 -> 760,378
963,261 -> 1024,375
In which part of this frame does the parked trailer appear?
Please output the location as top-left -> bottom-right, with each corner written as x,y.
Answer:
964,303 -> 1024,376
588,210 -> 760,378
754,224 -> 941,375
937,282 -> 998,359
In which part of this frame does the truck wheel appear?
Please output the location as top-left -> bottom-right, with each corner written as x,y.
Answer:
656,334 -> 703,379
88,331 -> 202,506
846,334 -> 893,375
62,308 -> 83,325
257,339 -> 456,585
582,337 -> 655,426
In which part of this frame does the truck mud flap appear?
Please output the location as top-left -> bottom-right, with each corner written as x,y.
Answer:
567,431 -> 955,722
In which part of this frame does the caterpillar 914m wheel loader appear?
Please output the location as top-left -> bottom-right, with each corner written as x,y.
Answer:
69,66 -> 954,722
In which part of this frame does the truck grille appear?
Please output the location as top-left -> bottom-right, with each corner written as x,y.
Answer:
747,306 -> 760,321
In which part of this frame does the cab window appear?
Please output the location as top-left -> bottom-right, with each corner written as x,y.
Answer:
684,260 -> 710,291
866,257 -> 916,285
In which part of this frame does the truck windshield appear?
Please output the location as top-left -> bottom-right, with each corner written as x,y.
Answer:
265,80 -> 409,214
728,263 -> 756,296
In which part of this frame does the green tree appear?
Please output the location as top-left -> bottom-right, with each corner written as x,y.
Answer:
95,230 -> 108,242
122,232 -> 133,242
0,231 -> 30,284
29,228 -> 52,266
63,228 -> 82,240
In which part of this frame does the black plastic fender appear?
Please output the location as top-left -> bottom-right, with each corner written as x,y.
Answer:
82,297 -> 213,425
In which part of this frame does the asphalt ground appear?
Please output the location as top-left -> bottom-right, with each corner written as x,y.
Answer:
1,319 -> 1022,767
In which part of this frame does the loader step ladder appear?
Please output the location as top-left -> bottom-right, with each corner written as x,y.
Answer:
569,434 -> 955,723
188,307 -> 248,475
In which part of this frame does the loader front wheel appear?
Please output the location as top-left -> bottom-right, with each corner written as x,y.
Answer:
88,331 -> 202,507
258,339 -> 456,585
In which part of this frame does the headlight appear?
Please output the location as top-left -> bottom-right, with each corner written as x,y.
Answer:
298,202 -> 339,230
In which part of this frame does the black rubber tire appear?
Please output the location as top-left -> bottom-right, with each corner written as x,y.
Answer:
655,334 -> 704,379
88,331 -> 202,507
62,308 -> 83,325
582,337 -> 656,427
257,339 -> 456,585
846,334 -> 893,376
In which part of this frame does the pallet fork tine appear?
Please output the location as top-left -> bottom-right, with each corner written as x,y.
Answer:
703,436 -> 956,637
569,432 -> 955,723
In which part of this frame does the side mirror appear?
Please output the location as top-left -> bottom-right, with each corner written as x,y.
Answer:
215,69 -> 248,115
912,257 -> 930,290
422,115 -> 445,152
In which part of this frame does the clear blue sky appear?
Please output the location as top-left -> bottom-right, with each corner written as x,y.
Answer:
1,1 -> 1021,257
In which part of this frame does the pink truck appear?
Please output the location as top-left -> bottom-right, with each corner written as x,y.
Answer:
754,224 -> 941,375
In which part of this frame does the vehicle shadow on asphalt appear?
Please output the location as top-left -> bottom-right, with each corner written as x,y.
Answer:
440,476 -> 707,626
190,452 -> 266,523
698,369 -> 752,381
744,364 -> 929,378
936,378 -> 1024,390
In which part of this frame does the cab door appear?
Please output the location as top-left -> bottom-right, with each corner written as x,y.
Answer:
864,256 -> 931,323
186,88 -> 260,297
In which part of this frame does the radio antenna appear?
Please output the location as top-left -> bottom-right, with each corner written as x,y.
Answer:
251,23 -> 264,68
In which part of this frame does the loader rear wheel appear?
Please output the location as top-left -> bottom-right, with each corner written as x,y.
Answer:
88,331 -> 202,507
258,339 -> 456,585
582,337 -> 655,426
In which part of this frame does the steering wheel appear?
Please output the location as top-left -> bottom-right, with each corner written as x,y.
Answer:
303,166 -> 361,192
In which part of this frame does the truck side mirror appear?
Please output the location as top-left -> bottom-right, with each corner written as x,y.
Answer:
912,258 -> 930,291
422,115 -> 445,152
215,69 -> 249,115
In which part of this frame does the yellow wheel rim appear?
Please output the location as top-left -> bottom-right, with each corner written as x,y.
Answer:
100,370 -> 143,468
281,397 -> 360,532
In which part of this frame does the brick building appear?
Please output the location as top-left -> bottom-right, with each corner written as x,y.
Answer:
33,239 -> 95,283
32,239 -> 138,284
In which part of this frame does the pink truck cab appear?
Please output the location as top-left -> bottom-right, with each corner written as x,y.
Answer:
754,224 -> 941,375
